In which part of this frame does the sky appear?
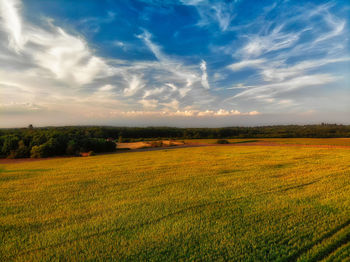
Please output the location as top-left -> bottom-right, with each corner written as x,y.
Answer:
0,0 -> 349,127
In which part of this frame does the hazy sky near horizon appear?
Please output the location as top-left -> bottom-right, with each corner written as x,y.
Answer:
0,0 -> 349,127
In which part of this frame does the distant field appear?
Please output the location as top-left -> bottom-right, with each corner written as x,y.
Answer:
1,145 -> 350,261
184,138 -> 350,146
117,140 -> 184,150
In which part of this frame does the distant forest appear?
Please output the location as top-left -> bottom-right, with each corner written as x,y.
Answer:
0,124 -> 349,159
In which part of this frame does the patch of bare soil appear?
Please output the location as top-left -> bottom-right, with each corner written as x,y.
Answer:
117,140 -> 184,150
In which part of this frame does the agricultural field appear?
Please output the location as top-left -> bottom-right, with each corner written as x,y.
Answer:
1,142 -> 350,261
184,138 -> 350,146
117,140 -> 185,150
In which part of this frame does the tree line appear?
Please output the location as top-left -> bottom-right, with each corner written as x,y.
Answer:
0,124 -> 349,158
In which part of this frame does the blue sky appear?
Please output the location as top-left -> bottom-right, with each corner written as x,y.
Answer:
0,0 -> 349,127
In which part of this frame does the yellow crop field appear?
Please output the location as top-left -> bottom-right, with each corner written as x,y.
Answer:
1,144 -> 350,261
184,138 -> 350,146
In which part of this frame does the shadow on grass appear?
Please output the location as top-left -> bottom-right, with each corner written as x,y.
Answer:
232,140 -> 260,144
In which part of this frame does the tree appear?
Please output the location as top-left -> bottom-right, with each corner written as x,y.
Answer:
30,144 -> 51,158
1,135 -> 19,155
66,140 -> 79,155
30,145 -> 43,158
10,140 -> 30,158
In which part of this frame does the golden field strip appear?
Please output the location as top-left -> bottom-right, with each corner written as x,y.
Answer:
0,139 -> 350,261
184,138 -> 350,146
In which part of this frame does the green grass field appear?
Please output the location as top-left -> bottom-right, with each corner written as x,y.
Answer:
1,144 -> 350,261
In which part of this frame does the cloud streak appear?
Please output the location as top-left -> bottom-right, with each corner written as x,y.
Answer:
0,0 -> 25,52
181,0 -> 238,31
222,1 -> 349,110
200,60 -> 210,89
0,0 -> 349,127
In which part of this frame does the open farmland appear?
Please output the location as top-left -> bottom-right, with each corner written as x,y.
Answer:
1,143 -> 350,261
184,138 -> 350,147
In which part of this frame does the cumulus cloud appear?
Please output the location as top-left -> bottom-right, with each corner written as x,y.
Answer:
110,109 -> 260,118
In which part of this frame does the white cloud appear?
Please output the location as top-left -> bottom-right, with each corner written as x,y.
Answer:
161,99 -> 179,111
0,0 -> 25,52
124,75 -> 145,96
143,87 -> 165,98
138,98 -> 158,109
99,84 -> 115,91
32,28 -> 110,85
234,74 -> 337,100
248,111 -> 260,116
109,109 -> 260,118
313,9 -> 345,43
0,0 -> 348,126
166,82 -> 191,97
0,102 -> 44,113
242,25 -> 303,57
165,83 -> 177,91
181,0 -> 237,31
0,0 -> 111,86
227,83 -> 255,90
212,2 -> 235,31
0,1 -> 221,119
228,59 -> 265,71
262,57 -> 350,82
135,30 -> 213,104
200,60 -> 210,89
223,2 -> 349,111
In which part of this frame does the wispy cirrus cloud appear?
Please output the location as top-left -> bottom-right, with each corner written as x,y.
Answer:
0,0 -> 124,121
227,59 -> 265,71
242,26 -> 303,57
261,57 -> 350,82
221,1 -> 349,112
200,60 -> 210,89
0,0 -> 348,127
181,0 -> 239,31
0,1 -> 112,86
0,0 -> 25,52
232,74 -> 337,100
0,0 -> 223,123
